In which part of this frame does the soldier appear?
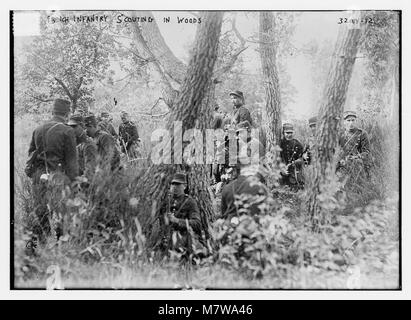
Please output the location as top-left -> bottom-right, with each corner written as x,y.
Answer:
228,90 -> 253,130
157,173 -> 206,260
84,114 -> 120,172
303,116 -> 317,165
118,111 -> 140,159
67,114 -> 97,182
97,111 -> 118,139
279,123 -> 304,189
337,111 -> 371,177
26,98 -> 79,241
221,162 -> 269,219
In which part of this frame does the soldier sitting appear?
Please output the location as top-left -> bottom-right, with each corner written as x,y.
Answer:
221,148 -> 269,219
157,173 -> 206,261
337,110 -> 371,178
279,123 -> 304,189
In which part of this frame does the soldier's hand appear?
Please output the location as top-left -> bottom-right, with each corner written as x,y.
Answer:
339,159 -> 346,166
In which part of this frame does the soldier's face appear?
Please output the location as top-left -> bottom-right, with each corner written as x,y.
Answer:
344,116 -> 356,131
73,125 -> 87,144
170,182 -> 185,196
121,114 -> 129,123
230,95 -> 243,107
284,131 -> 294,140
309,124 -> 316,135
85,125 -> 97,138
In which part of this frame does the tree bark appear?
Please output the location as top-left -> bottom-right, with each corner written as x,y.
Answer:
259,12 -> 282,158
134,12 -> 224,247
307,14 -> 363,228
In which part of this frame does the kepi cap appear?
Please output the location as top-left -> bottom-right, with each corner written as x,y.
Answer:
308,116 -> 317,126
171,173 -> 187,184
67,114 -> 84,127
53,99 -> 71,115
283,123 -> 294,132
84,114 -> 97,127
343,110 -> 357,119
229,90 -> 244,100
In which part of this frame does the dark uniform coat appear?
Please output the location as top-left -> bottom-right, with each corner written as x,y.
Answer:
119,121 -> 139,151
28,115 -> 79,181
230,105 -> 253,129
338,128 -> 370,161
98,120 -> 118,139
221,175 -> 268,219
280,138 -> 304,187
159,193 -> 203,253
77,137 -> 98,180
94,130 -> 120,171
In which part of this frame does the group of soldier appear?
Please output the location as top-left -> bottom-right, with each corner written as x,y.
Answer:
25,99 -> 140,242
24,91 -> 371,260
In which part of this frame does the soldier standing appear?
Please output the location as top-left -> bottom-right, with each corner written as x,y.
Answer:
303,116 -> 317,165
228,90 -> 253,130
157,173 -> 206,260
337,111 -> 371,177
97,111 -> 118,139
26,98 -> 79,241
84,114 -> 120,172
119,111 -> 140,159
67,114 -> 97,182
279,123 -> 304,189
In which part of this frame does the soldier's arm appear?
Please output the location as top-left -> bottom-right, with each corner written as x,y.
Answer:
84,143 -> 97,180
100,134 -> 115,160
64,128 -> 79,181
131,124 -> 139,142
359,132 -> 370,158
109,124 -> 118,138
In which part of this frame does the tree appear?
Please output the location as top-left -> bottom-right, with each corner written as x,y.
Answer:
307,12 -> 363,228
20,12 -> 114,112
131,12 -> 224,247
131,11 -> 247,110
259,12 -> 282,158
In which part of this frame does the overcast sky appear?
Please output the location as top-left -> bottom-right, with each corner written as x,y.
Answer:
14,10 -> 345,119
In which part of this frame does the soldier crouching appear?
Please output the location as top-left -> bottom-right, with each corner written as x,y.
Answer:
155,173 -> 207,263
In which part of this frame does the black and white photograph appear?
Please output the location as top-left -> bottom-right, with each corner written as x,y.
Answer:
11,7 -> 401,293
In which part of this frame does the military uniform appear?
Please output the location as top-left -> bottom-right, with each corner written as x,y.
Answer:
221,175 -> 268,219
28,115 -> 79,180
280,137 -> 304,188
159,193 -> 204,254
26,99 -> 78,241
119,120 -> 140,158
337,127 -> 371,175
94,130 -> 120,171
77,137 -> 98,181
98,120 -> 118,139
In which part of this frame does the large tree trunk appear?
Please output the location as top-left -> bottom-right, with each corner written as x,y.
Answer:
307,13 -> 363,228
259,12 -> 282,159
134,12 -> 224,247
136,11 -> 187,85
131,11 -> 247,111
